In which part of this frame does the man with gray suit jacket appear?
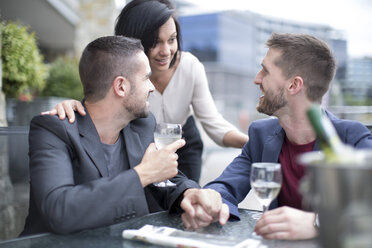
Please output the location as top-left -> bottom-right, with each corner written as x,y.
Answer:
21,36 -> 228,235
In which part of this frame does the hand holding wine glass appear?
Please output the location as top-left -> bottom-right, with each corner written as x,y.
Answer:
250,162 -> 282,219
153,123 -> 182,187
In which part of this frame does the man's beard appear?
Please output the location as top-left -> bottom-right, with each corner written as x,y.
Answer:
131,107 -> 148,119
124,98 -> 149,119
127,105 -> 148,119
256,87 -> 287,116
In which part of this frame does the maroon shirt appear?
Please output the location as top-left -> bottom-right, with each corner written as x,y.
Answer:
277,136 -> 315,209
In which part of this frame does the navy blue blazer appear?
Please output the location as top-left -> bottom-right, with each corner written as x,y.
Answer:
205,111 -> 372,219
22,110 -> 199,235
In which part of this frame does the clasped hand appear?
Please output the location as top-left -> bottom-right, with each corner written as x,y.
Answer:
180,188 -> 229,230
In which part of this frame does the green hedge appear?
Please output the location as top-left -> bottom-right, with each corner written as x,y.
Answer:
1,21 -> 46,99
41,57 -> 83,100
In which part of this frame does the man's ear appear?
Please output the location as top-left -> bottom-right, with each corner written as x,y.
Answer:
288,76 -> 304,95
113,76 -> 129,97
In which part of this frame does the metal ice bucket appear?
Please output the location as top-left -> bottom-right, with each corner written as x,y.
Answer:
299,151 -> 372,248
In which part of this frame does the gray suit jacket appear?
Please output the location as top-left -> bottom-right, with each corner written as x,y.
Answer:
22,111 -> 199,235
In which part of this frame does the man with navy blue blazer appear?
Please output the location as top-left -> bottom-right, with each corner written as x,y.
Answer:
181,33 -> 372,239
22,36 -> 228,235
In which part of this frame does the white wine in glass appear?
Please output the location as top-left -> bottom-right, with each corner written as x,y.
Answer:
153,123 -> 182,187
250,162 -> 282,219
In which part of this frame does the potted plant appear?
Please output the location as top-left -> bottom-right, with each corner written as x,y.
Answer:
1,21 -> 46,101
1,21 -> 47,126
2,22 -> 83,126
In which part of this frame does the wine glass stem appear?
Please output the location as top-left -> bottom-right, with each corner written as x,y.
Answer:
262,204 -> 269,213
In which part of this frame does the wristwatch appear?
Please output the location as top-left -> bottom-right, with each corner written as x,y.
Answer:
313,213 -> 320,230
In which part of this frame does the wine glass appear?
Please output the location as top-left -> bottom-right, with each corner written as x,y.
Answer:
250,162 -> 282,220
153,123 -> 182,187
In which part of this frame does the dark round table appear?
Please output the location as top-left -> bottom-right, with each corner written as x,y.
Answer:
0,209 -> 320,248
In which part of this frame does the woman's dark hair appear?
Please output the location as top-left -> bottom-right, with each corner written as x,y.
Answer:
115,0 -> 181,68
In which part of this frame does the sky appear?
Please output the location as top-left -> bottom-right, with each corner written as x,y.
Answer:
183,0 -> 372,58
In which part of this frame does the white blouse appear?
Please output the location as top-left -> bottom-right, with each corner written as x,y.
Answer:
149,52 -> 237,146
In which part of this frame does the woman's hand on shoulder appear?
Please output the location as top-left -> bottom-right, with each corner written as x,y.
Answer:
41,100 -> 85,123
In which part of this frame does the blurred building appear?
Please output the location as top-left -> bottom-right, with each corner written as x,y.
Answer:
0,0 -> 119,61
330,38 -> 348,82
1,0 -> 78,60
344,57 -> 372,103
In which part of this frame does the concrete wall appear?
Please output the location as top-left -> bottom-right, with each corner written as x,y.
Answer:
74,0 -> 118,57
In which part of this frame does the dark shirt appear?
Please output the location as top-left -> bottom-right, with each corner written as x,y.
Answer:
278,136 -> 315,209
101,134 -> 128,176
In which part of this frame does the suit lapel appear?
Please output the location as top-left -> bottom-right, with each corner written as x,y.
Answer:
123,123 -> 145,168
77,112 -> 109,177
262,125 -> 285,162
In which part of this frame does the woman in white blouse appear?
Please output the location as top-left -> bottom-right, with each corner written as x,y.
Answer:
45,0 -> 248,183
